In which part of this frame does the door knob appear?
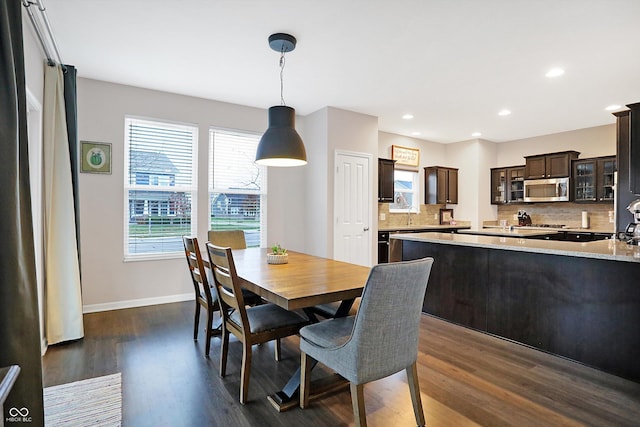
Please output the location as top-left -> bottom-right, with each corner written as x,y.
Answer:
363,226 -> 370,232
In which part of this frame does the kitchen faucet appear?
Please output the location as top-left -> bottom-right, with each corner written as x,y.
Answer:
407,210 -> 412,226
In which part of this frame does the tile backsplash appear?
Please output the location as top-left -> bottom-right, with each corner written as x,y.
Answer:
378,203 -> 469,228
495,202 -> 615,232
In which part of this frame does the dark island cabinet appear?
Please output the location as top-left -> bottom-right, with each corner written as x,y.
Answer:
425,166 -> 458,204
402,239 -> 640,382
378,158 -> 395,203
524,151 -> 579,179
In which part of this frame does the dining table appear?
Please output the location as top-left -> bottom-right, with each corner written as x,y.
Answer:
228,247 -> 372,411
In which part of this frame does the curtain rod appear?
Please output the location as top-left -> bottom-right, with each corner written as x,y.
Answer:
22,0 -> 64,68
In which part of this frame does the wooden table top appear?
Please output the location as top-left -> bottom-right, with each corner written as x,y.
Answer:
231,248 -> 371,311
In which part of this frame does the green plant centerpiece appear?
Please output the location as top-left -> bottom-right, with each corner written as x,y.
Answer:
267,243 -> 289,264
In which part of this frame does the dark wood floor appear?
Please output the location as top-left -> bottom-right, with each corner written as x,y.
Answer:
42,301 -> 640,426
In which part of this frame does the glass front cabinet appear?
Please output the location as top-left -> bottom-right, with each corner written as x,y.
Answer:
491,165 -> 525,204
572,156 -> 616,203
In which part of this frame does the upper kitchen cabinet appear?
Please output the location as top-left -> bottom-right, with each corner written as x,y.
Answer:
490,168 -> 506,204
378,158 -> 396,202
573,156 -> 616,203
524,151 -> 579,179
425,166 -> 458,204
491,165 -> 525,204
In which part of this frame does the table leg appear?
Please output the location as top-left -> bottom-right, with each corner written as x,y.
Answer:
266,299 -> 355,412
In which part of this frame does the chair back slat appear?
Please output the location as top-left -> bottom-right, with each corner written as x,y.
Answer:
208,230 -> 247,249
182,236 -> 214,306
206,243 -> 250,336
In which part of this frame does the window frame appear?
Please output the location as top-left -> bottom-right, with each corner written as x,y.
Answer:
123,116 -> 198,261
389,169 -> 420,214
209,127 -> 267,248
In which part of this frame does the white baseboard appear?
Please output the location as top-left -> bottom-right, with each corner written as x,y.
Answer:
83,293 -> 194,314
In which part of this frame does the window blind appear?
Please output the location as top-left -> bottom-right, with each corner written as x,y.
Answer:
209,128 -> 266,248
124,117 -> 198,257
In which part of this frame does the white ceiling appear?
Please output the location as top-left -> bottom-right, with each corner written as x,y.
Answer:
43,0 -> 640,144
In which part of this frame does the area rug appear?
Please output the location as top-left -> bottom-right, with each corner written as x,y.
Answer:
43,373 -> 122,427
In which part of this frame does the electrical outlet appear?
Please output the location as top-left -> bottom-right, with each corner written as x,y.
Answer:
434,213 -> 438,220
380,213 -> 386,221
513,214 -> 518,221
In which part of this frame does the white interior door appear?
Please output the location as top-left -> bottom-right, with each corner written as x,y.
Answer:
334,151 -> 371,266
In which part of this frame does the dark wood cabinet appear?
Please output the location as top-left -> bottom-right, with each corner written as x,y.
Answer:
573,156 -> 615,203
491,165 -> 525,204
614,110 -> 635,232
490,168 -> 506,204
524,151 -> 579,179
378,158 -> 395,202
629,103 -> 640,194
425,166 -> 458,204
402,239 -> 640,382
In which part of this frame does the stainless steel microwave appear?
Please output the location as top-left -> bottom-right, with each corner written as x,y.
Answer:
523,177 -> 570,202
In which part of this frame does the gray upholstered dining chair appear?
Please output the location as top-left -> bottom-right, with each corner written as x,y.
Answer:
299,257 -> 434,427
206,242 -> 310,404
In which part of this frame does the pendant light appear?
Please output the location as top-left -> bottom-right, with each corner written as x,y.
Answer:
255,33 -> 307,167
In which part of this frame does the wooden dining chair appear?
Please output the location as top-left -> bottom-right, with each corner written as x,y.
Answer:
205,242 -> 310,404
299,257 -> 434,427
208,229 -> 262,306
182,236 -> 219,357
208,230 -> 247,249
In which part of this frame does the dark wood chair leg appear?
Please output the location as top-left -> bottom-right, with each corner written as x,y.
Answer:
205,308 -> 214,356
300,351 -> 311,409
240,340 -> 252,404
219,329 -> 229,377
193,302 -> 201,340
350,382 -> 367,427
406,362 -> 426,426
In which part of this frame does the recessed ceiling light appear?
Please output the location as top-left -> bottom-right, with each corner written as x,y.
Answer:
605,104 -> 622,111
498,109 -> 511,116
472,132 -> 482,137
411,132 -> 421,136
402,114 -> 414,120
545,68 -> 565,78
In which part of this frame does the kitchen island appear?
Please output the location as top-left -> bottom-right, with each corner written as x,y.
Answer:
392,232 -> 640,382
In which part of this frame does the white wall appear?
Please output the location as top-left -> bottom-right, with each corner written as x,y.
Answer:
326,107 -> 378,263
378,131 -> 448,209
446,139 -> 498,228
28,69 -> 618,309
76,78 -> 313,309
497,124 -> 616,166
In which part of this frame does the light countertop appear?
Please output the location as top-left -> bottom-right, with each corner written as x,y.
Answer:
458,228 -> 558,238
379,225 -> 470,232
390,232 -> 640,263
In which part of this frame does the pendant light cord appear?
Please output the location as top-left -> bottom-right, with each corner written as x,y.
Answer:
279,49 -> 286,106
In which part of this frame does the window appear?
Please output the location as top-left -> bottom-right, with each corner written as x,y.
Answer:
389,170 -> 419,213
124,117 -> 198,258
209,128 -> 266,248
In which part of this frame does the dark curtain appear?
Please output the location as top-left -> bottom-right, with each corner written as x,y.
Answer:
63,65 -> 81,268
0,1 -> 45,425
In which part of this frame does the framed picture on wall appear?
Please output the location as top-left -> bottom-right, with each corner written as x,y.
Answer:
391,145 -> 420,168
80,141 -> 112,174
439,208 -> 453,225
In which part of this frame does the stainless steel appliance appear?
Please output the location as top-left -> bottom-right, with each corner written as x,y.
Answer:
523,177 -> 570,202
622,199 -> 640,244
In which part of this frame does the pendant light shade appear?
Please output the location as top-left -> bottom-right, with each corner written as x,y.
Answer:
256,33 -> 307,167
256,106 -> 307,167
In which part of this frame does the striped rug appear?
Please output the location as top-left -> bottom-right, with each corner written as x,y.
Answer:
43,373 -> 122,427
